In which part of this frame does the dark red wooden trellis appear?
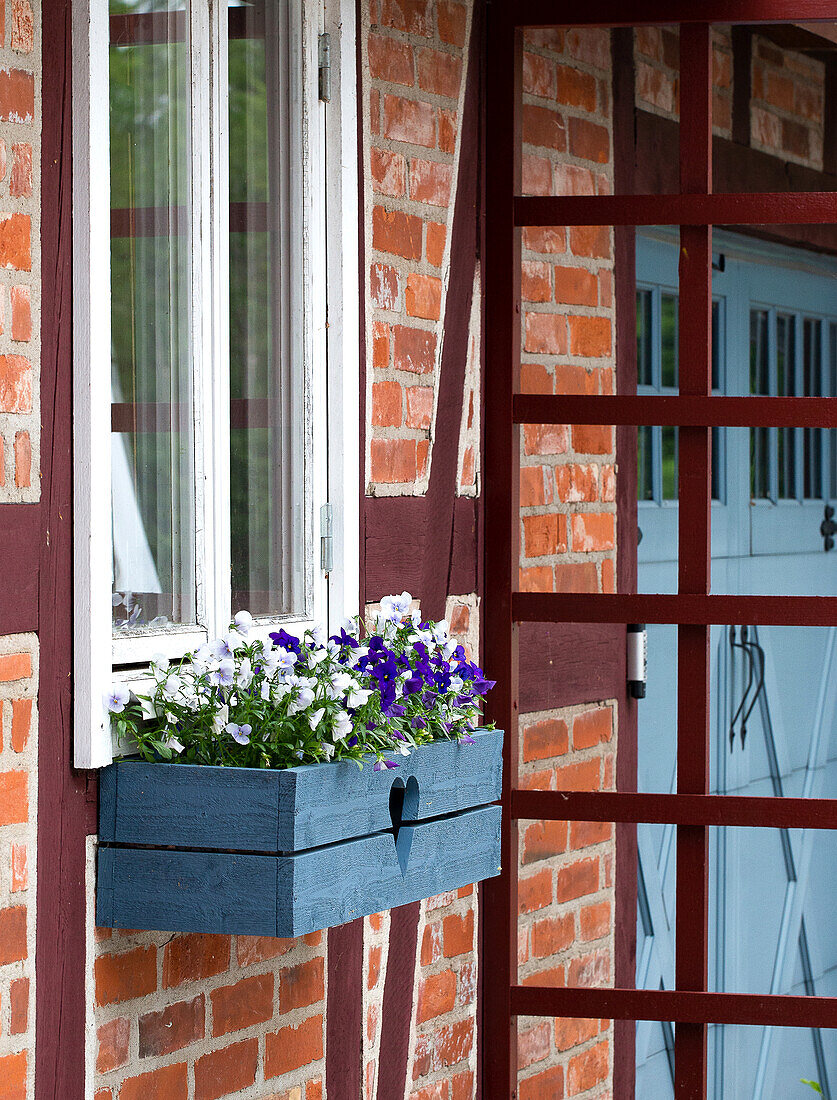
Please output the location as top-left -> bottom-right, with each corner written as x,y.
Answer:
482,4 -> 837,1099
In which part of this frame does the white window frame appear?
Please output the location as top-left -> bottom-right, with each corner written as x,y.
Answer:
73,0 -> 359,767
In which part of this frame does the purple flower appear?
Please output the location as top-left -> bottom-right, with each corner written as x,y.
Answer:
269,629 -> 301,655
411,716 -> 426,730
347,735 -> 359,747
385,703 -> 406,718
391,730 -> 407,741
330,628 -> 359,649
373,759 -> 399,771
225,722 -> 252,745
458,733 -> 476,744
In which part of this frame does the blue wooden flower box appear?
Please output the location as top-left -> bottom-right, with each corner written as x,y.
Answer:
96,729 -> 502,936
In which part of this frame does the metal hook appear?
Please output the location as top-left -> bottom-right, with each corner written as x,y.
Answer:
728,625 -> 754,751
739,633 -> 766,748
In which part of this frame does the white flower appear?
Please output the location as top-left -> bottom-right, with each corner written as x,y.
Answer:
236,657 -> 253,689
233,610 -> 254,635
287,686 -> 315,715
309,648 -> 328,667
268,647 -> 297,675
345,645 -> 368,669
192,644 -> 213,668
309,624 -> 326,647
211,704 -> 230,736
211,633 -> 243,661
308,707 -> 326,731
105,683 -> 131,714
346,685 -> 372,709
139,695 -> 158,720
164,736 -> 185,754
225,722 -> 252,745
333,710 -> 353,740
320,741 -> 336,760
396,742 -> 411,757
162,674 -> 183,701
432,619 -> 450,644
150,652 -> 170,676
380,591 -> 413,622
211,659 -> 235,687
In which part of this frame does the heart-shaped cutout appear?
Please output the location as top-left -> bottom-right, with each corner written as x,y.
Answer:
389,775 -> 420,874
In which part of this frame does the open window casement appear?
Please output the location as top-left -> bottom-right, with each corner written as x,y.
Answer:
73,0 -> 359,767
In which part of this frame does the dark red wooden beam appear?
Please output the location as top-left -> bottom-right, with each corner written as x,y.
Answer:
511,987 -> 837,1030
513,394 -> 837,428
0,504 -> 40,635
513,592 -> 837,627
512,790 -> 837,831
500,2 -> 837,29
514,192 -> 837,227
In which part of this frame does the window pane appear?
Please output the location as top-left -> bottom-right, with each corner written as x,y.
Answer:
229,0 -> 303,617
750,309 -> 770,500
831,323 -> 837,499
110,0 -> 196,634
636,289 -> 653,386
660,293 -> 678,389
638,425 -> 653,501
803,318 -> 823,500
777,313 -> 796,499
661,426 -> 677,500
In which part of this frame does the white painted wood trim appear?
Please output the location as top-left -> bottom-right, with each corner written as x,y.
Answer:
73,0 -> 114,768
324,0 -> 361,628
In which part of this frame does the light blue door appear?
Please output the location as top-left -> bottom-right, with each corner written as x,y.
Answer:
635,230 -> 837,1099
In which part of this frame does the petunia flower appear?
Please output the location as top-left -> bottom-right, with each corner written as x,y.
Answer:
225,722 -> 252,745
308,707 -> 326,730
105,683 -> 131,714
373,758 -> 399,771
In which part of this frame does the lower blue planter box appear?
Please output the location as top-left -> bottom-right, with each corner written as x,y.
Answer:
96,728 -> 502,936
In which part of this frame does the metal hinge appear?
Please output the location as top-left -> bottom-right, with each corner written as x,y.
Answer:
318,33 -> 331,102
320,503 -> 333,573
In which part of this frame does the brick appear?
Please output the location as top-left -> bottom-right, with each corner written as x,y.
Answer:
520,465 -> 552,507
10,698 -> 30,751
782,117 -> 810,160
521,362 -> 552,394
569,225 -> 610,259
13,430 -> 29,488
383,94 -> 435,147
279,956 -> 324,1013
532,913 -> 574,957
417,438 -> 429,478
373,321 -> 390,369
554,1016 -> 599,1052
523,52 -> 556,100
636,62 -> 676,114
0,355 -> 31,411
236,934 -> 309,967
9,977 -> 28,1035
752,106 -> 781,149
635,25 -> 662,61
371,438 -> 418,483
766,71 -> 794,112
567,1038 -> 609,1093
522,104 -> 566,151
518,767 -> 553,791
571,423 -> 613,453
195,1038 -> 258,1100
96,1017 -> 130,1073
0,771 -> 27,824
370,148 -> 406,197
566,27 -> 611,70
553,162 -> 596,196
393,324 -> 436,373
580,900 -> 612,941
523,226 -> 566,253
523,422 -> 568,457
554,266 -> 598,306
426,221 -> 445,266
521,261 -> 551,302
555,758 -> 600,791
409,158 -> 452,207
524,312 -> 566,355
556,65 -> 597,112
370,262 -> 399,311
368,34 -> 414,86
449,603 -> 470,634
519,1065 -> 564,1100
522,153 -> 552,196
372,381 -> 402,427
139,995 -> 205,1056
436,1016 -> 474,1067
572,706 -> 612,750
518,868 -> 552,914
570,819 -> 612,850
0,435 -> 4,486
405,273 -> 442,320
568,315 -> 611,357
412,1083 -> 448,1100
442,910 -> 474,957
522,819 -> 568,865
555,857 -> 599,904
523,718 -> 568,762
370,88 -> 380,134
461,444 -> 475,486
10,0 -> 32,53
450,1071 -> 474,1100
417,969 -> 456,1022
265,1015 -> 323,1079
9,143 -> 30,197
0,905 -> 25,965
554,562 -> 599,592
417,48 -> 461,99
367,943 -> 382,989
437,107 -> 456,154
523,512 -> 566,557
95,945 -> 156,1006
379,0 -> 430,36
120,1063 -> 188,1100
436,1 -> 466,47
518,1022 -> 551,1068
571,512 -> 615,552
372,207 -> 423,260
555,463 -> 597,503
601,555 -> 615,593
518,565 -> 553,592
0,1052 -> 26,1100
405,385 -> 433,429
0,70 -> 33,123
162,934 -> 229,988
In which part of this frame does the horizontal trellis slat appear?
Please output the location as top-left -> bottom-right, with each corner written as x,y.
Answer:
510,987 -> 837,1030
498,2 -> 837,29
514,192 -> 837,228
512,592 -> 837,627
511,790 -> 837,831
513,394 -> 837,429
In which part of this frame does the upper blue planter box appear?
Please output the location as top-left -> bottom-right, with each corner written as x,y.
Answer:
96,728 -> 502,937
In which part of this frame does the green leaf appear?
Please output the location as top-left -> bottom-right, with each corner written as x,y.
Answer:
801,1081 -> 823,1094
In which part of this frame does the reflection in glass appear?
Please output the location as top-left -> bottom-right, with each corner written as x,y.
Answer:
804,318 -> 823,500
660,293 -> 677,389
777,313 -> 796,500
229,0 -> 302,617
109,0 -> 195,634
750,309 -> 770,500
637,289 -> 653,386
